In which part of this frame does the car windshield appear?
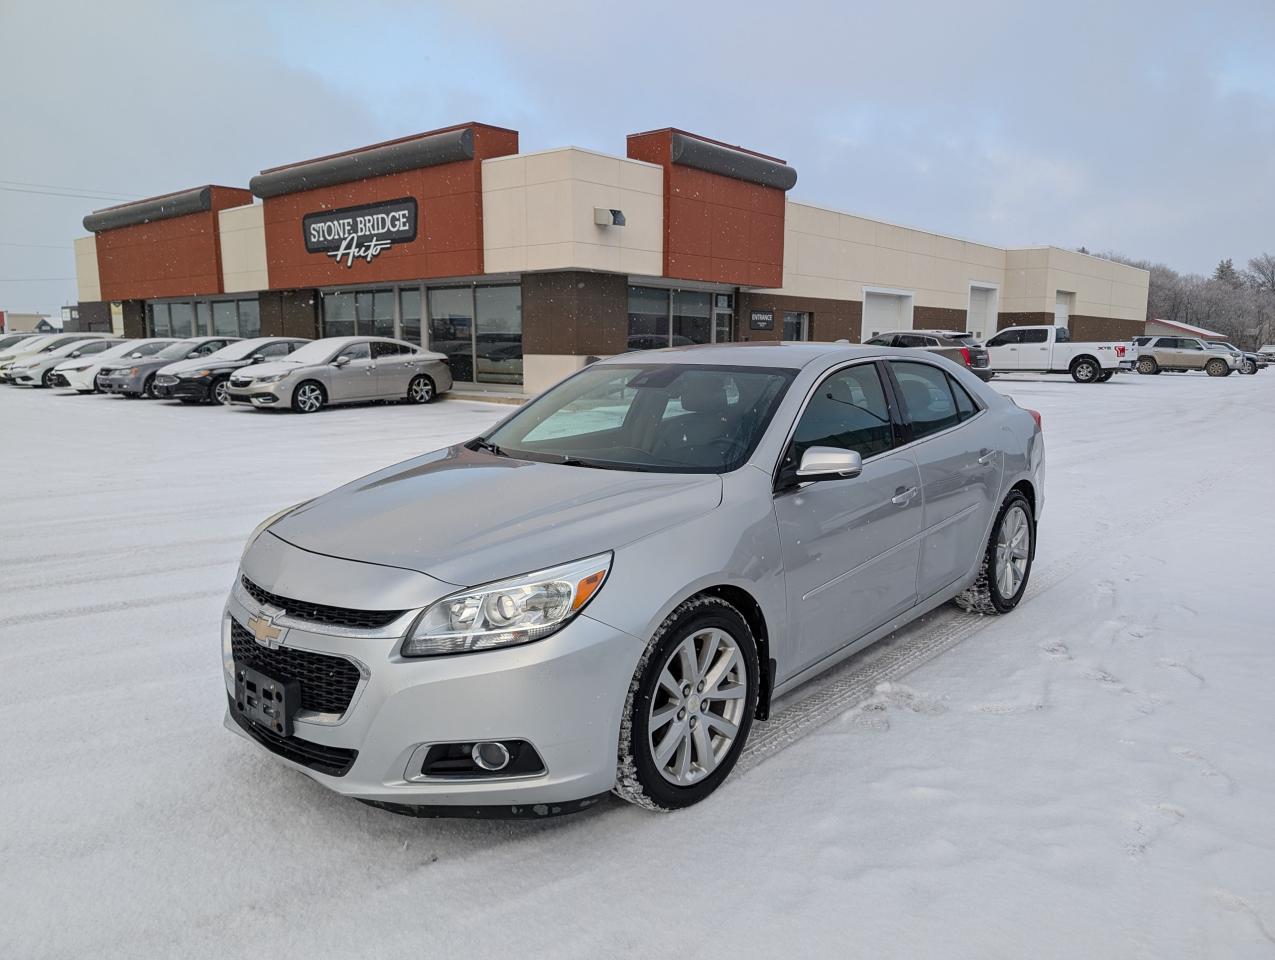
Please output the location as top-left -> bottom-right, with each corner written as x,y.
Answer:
481,363 -> 796,474
153,338 -> 204,361
95,341 -> 143,358
283,340 -> 347,364
207,339 -> 274,362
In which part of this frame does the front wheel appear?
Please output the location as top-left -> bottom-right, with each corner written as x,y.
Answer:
955,491 -> 1036,615
1070,357 -> 1100,383
210,377 -> 232,405
1206,359 -> 1230,377
142,375 -> 158,399
1241,361 -> 1257,375
40,368 -> 56,388
291,381 -> 326,414
406,374 -> 435,404
614,596 -> 759,811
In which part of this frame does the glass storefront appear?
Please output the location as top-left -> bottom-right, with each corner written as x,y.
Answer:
783,311 -> 810,341
317,282 -> 523,385
627,286 -> 734,350
148,297 -> 261,339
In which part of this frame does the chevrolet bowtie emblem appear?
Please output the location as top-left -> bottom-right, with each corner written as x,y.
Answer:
248,613 -> 284,649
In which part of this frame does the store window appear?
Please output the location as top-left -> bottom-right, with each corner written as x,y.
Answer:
628,286 -> 731,351
475,285 -> 522,385
196,302 -> 212,336
400,288 -> 422,345
169,302 -> 195,338
427,287 -> 475,380
783,311 -> 811,341
146,297 -> 261,339
149,303 -> 171,337
212,301 -> 238,337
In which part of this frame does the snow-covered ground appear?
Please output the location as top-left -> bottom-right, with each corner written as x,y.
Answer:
2,373 -> 1273,959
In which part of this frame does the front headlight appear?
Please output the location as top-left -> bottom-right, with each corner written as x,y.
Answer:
65,364 -> 92,372
255,373 -> 287,384
180,369 -> 214,379
402,553 -> 612,657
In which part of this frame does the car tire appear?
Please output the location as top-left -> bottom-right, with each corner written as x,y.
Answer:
1241,361 -> 1256,375
614,595 -> 759,811
406,374 -> 435,404
292,380 -> 326,414
1206,359 -> 1230,377
142,374 -> 158,399
955,490 -> 1036,616
1070,357 -> 1100,383
40,368 -> 56,388
1096,371 -> 1114,382
210,377 -> 232,405
1136,357 -> 1158,375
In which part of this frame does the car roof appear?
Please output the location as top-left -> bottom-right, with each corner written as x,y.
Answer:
595,341 -> 895,370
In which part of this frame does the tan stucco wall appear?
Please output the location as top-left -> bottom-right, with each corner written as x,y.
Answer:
218,203 -> 269,294
74,235 -> 101,302
1005,246 -> 1148,322
482,148 -> 663,277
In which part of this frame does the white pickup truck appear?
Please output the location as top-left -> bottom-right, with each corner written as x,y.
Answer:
984,325 -> 1134,383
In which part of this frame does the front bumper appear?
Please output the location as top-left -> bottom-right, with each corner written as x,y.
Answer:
221,576 -> 641,811
154,376 -> 212,400
228,378 -> 289,407
58,367 -> 98,391
9,369 -> 38,385
99,371 -> 148,395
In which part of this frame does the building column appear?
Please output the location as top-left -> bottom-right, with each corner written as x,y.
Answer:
121,300 -> 146,338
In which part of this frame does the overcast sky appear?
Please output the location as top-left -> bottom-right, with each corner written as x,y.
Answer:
2,0 -> 1273,316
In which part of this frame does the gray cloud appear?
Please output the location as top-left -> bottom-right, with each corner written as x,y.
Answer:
3,0 -> 1271,316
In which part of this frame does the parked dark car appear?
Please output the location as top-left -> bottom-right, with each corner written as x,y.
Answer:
153,337 -> 309,404
98,337 -> 240,398
865,329 -> 993,381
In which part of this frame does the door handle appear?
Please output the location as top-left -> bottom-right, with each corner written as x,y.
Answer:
977,450 -> 997,465
891,486 -> 918,506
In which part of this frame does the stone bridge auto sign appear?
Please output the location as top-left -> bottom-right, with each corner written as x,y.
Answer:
303,198 -> 418,267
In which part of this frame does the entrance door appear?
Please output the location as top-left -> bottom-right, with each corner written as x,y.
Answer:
783,311 -> 810,341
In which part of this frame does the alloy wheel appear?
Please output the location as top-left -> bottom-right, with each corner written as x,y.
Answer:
408,376 -> 433,403
1074,360 -> 1097,382
295,383 -> 323,413
995,505 -> 1031,599
212,380 -> 231,405
647,627 -> 747,786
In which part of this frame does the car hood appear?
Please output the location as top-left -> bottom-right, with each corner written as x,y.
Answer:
233,359 -> 304,380
268,445 -> 724,586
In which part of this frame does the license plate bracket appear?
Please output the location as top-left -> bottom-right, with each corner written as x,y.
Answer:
234,664 -> 300,738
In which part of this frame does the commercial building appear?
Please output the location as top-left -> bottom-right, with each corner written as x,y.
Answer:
1142,318 -> 1226,342
2,311 -> 59,334
72,121 -> 1150,395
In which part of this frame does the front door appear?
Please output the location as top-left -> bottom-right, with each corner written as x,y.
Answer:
984,328 -> 1023,370
773,361 -> 923,674
888,360 -> 1002,597
329,341 -> 375,402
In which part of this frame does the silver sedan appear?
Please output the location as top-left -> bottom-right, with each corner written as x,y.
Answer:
224,343 -> 1044,815
226,336 -> 452,412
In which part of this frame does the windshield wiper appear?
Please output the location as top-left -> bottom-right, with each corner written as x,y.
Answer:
469,437 -> 508,457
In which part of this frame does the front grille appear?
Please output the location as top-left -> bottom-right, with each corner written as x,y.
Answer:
241,575 -> 406,630
228,695 -> 357,776
230,619 -> 362,715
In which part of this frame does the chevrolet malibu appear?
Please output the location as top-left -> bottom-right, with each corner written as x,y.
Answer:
225,343 -> 1044,816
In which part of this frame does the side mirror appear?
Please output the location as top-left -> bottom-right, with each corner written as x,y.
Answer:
69,350 -> 83,358
797,446 -> 863,481
333,355 -> 351,367
250,354 -> 265,364
129,352 -> 144,358
187,351 -> 200,359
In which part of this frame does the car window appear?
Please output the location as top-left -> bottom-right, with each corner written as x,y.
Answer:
337,342 -> 371,361
257,342 -> 293,358
1180,339 -> 1203,350
135,342 -> 169,357
950,375 -> 979,421
788,363 -> 896,465
370,341 -> 398,359
896,334 -> 927,348
986,330 -> 1022,347
1020,328 -> 1049,344
891,361 -> 962,439
1055,328 -> 1072,343
865,336 -> 892,346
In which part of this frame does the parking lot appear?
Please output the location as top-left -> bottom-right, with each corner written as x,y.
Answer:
3,373 -> 1274,958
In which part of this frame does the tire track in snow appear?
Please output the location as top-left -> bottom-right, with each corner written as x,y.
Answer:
739,459 -> 1242,772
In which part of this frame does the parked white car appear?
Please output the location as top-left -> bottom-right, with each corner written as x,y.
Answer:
7,338 -> 119,386
984,325 -> 1133,382
51,338 -> 178,392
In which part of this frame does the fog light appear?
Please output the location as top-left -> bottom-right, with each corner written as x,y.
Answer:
471,741 -> 511,771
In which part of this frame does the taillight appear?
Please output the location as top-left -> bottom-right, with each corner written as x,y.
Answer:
1115,344 -> 1126,358
959,346 -> 972,366
1027,408 -> 1042,429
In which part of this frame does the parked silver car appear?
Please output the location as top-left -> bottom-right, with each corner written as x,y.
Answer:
226,336 -> 452,413
224,343 -> 1044,816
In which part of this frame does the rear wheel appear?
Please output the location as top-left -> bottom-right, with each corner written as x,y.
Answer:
292,380 -> 325,414
614,596 -> 759,811
1070,357 -> 1100,383
406,374 -> 435,404
955,491 -> 1035,615
1096,371 -> 1114,382
1206,358 -> 1230,377
1137,357 -> 1158,375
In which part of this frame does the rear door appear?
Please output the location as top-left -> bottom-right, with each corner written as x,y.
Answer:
371,342 -> 415,398
1018,327 -> 1051,370
888,359 -> 1002,598
985,328 -> 1024,369
772,361 -> 923,674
